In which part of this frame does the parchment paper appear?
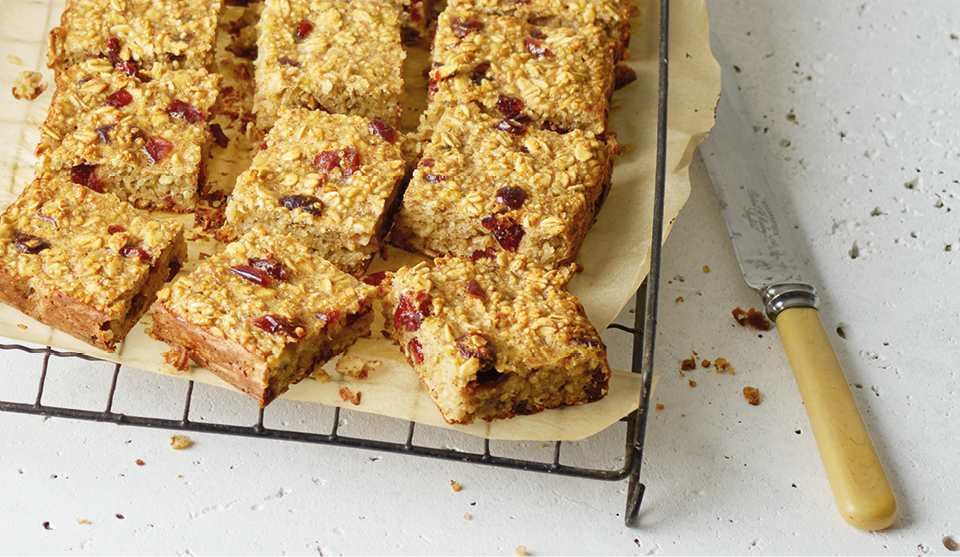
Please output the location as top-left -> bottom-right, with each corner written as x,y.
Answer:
0,0 -> 720,441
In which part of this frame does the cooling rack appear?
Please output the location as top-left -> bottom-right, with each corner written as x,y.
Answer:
0,0 -> 671,527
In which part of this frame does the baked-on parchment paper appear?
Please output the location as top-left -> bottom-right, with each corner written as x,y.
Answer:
0,0 -> 719,441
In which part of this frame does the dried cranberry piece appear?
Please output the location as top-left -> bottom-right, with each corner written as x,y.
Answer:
105,37 -> 122,64
575,337 -> 603,349
250,258 -> 288,281
451,16 -> 483,38
95,124 -> 114,144
295,20 -> 314,42
254,314 -> 302,339
470,61 -> 491,86
114,60 -> 150,82
407,338 -> 424,364
71,165 -> 106,193
493,223 -> 525,251
530,29 -> 548,40
420,158 -> 435,168
278,56 -> 300,67
368,119 -> 398,144
259,141 -> 268,151
108,225 -> 126,234
130,126 -> 147,143
210,123 -> 229,148
314,150 -> 340,173
524,38 -> 552,57
469,247 -> 497,261
280,194 -> 322,216
120,245 -> 153,263
229,264 -> 272,287
480,214 -> 499,230
362,271 -> 388,286
394,292 -> 432,332
103,89 -> 132,109
456,332 -> 496,371
316,309 -> 341,323
496,95 -> 528,122
495,185 -> 526,209
464,279 -> 484,299
340,146 -> 362,178
144,136 -> 173,163
540,121 -> 569,134
14,233 -> 49,254
423,173 -> 447,183
166,52 -> 186,63
494,118 -> 526,135
474,368 -> 507,386
427,76 -> 439,102
165,99 -> 203,125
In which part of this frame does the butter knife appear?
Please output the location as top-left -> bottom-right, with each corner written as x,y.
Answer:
700,35 -> 898,530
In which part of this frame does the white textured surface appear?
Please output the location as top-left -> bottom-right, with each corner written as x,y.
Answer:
2,0 -> 960,554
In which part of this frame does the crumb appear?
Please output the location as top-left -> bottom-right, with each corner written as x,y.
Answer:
198,252 -> 212,260
463,513 -> 472,520
135,459 -> 145,466
193,207 -> 226,231
170,435 -> 193,450
162,347 -> 191,372
12,71 -> 47,100
516,546 -> 528,556
702,265 -> 710,273
743,386 -> 761,405
312,369 -> 331,383
681,413 -> 686,417
714,357 -> 734,374
115,514 -> 124,520
17,324 -> 27,329
77,519 -> 90,525
7,55 -> 22,65
701,359 -> 711,368
336,355 -> 382,379
450,481 -> 462,492
689,380 -> 697,387
675,296 -> 684,303
655,403 -> 664,410
732,307 -> 771,331
339,387 -> 361,405
43,521 -> 52,530
680,354 -> 697,371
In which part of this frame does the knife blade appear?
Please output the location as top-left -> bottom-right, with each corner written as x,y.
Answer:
700,34 -> 898,531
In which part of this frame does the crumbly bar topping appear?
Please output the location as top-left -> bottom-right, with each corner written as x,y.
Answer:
381,253 -> 607,386
427,10 -> 617,135
254,0 -> 406,128
394,103 -> 616,265
0,177 -> 184,314
158,226 -> 375,358
47,0 -> 222,71
227,109 -> 405,251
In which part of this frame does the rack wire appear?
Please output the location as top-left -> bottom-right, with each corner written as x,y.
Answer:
0,0 -> 670,527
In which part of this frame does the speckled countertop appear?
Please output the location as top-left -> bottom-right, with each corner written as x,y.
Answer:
2,0 -> 959,554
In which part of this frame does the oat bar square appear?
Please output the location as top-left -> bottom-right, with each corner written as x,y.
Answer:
425,10 -> 617,136
151,226 -> 377,407
253,0 -> 406,130
379,253 -> 611,424
225,109 -> 406,276
35,60 -> 222,212
47,0 -> 222,74
391,104 -> 616,268
0,177 -> 186,352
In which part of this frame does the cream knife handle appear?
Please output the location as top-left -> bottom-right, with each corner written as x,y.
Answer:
775,305 -> 898,530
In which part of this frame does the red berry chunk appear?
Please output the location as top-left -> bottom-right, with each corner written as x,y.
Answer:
278,56 -> 301,67
103,89 -> 132,109
451,16 -> 483,38
530,29 -> 548,40
420,158 -> 435,167
495,186 -> 526,209
524,38 -> 552,58
295,20 -> 314,42
316,309 -> 341,324
470,61 -> 491,86
108,225 -> 126,234
464,279 -> 485,299
314,150 -> 341,173
456,332 -> 496,371
341,146 -> 362,178
14,233 -> 50,254
105,37 -> 122,64
210,123 -> 229,148
144,136 -> 173,163
394,292 -> 432,332
95,124 -> 114,144
249,258 -> 288,281
494,118 -> 526,135
165,99 -> 203,125
280,194 -> 323,216
480,214 -> 499,230
362,270 -> 388,286
469,247 -> 497,261
229,264 -> 273,287
254,314 -> 302,339
424,173 -> 448,183
368,119 -> 398,144
496,95 -> 528,122
70,165 -> 106,193
493,223 -> 525,251
120,246 -> 153,263
408,338 -> 424,364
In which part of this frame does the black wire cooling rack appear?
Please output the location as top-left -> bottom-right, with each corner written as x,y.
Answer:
0,0 -> 671,527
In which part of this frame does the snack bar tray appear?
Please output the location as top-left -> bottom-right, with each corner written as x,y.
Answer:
0,0 -> 672,527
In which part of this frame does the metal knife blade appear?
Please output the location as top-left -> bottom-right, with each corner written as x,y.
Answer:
700,36 -> 804,294
698,34 -> 898,531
